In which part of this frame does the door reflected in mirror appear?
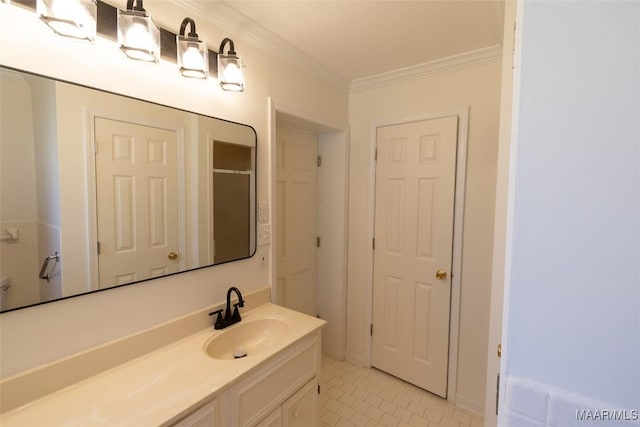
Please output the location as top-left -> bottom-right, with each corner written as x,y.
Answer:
0,66 -> 256,312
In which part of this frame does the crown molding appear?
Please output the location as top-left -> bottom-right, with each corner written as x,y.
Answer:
350,45 -> 503,93
172,0 -> 351,93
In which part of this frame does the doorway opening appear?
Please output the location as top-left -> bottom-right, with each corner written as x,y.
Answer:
270,101 -> 349,360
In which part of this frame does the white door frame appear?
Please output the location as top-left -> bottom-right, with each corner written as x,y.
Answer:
268,97 -> 350,359
85,109 -> 186,291
365,107 -> 469,403
486,2 -> 523,424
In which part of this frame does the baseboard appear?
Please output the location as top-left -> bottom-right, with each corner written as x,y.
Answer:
455,393 -> 484,416
344,350 -> 369,368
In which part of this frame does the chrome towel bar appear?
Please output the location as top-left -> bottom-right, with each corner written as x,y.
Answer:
39,251 -> 60,283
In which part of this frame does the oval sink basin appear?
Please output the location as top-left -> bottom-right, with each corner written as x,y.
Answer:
204,318 -> 288,360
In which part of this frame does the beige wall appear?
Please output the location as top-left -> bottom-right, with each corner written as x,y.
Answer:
0,3 -> 348,378
347,61 -> 502,412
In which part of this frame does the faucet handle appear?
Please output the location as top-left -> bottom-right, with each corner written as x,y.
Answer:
232,303 -> 242,322
209,309 -> 225,329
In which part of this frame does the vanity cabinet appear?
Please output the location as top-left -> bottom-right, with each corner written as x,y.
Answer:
173,400 -> 218,427
172,331 -> 320,427
253,408 -> 282,427
254,378 -> 318,427
229,333 -> 320,427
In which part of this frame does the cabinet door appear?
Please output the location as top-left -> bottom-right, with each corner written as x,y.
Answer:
230,337 -> 319,426
173,400 -> 217,427
282,379 -> 318,427
254,407 -> 283,427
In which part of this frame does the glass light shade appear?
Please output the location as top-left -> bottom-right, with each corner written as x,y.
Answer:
218,54 -> 245,92
117,9 -> 160,63
37,0 -> 97,42
177,37 -> 208,79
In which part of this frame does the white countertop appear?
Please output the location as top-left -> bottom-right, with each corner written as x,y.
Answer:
0,303 -> 325,426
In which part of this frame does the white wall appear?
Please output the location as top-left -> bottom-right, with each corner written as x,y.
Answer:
501,0 -> 640,421
31,76 -> 60,229
0,75 -> 37,222
31,76 -> 63,302
0,74 -> 40,309
347,61 -> 502,412
0,2 -> 347,379
53,82 -> 194,296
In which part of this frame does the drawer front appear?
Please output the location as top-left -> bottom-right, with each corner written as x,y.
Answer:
282,379 -> 318,427
231,335 -> 319,427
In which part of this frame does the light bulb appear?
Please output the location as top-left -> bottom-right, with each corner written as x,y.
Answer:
51,0 -> 69,18
126,22 -> 151,48
223,62 -> 242,83
182,46 -> 204,70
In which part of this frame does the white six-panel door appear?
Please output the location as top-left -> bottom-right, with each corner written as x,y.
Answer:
372,116 -> 458,397
94,117 -> 179,288
275,125 -> 318,316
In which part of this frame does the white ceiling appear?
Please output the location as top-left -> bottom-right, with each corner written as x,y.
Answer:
179,0 -> 504,89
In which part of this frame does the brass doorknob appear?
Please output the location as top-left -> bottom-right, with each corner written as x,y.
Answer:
168,251 -> 178,260
435,270 -> 447,280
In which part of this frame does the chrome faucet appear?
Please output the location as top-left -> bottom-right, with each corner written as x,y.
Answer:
209,286 -> 245,330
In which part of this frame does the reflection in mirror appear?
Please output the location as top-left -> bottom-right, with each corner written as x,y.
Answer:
0,66 -> 256,313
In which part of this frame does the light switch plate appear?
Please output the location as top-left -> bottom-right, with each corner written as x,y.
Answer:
258,224 -> 271,245
258,201 -> 269,224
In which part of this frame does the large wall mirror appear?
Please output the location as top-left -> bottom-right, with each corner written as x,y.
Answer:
0,66 -> 257,313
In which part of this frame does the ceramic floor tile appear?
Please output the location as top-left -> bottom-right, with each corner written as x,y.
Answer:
320,356 -> 484,427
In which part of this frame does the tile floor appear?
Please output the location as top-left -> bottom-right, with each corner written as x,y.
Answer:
319,356 -> 483,427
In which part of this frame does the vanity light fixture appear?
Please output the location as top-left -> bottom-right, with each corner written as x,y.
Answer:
36,0 -> 97,42
217,37 -> 245,92
177,17 -> 208,79
117,0 -> 160,62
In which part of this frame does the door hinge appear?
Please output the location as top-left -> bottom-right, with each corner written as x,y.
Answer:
372,238 -> 375,250
374,148 -> 378,161
317,384 -> 321,394
97,241 -> 101,254
370,324 -> 373,336
496,373 -> 500,415
317,236 -> 321,248
317,155 -> 322,167
94,141 -> 98,155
